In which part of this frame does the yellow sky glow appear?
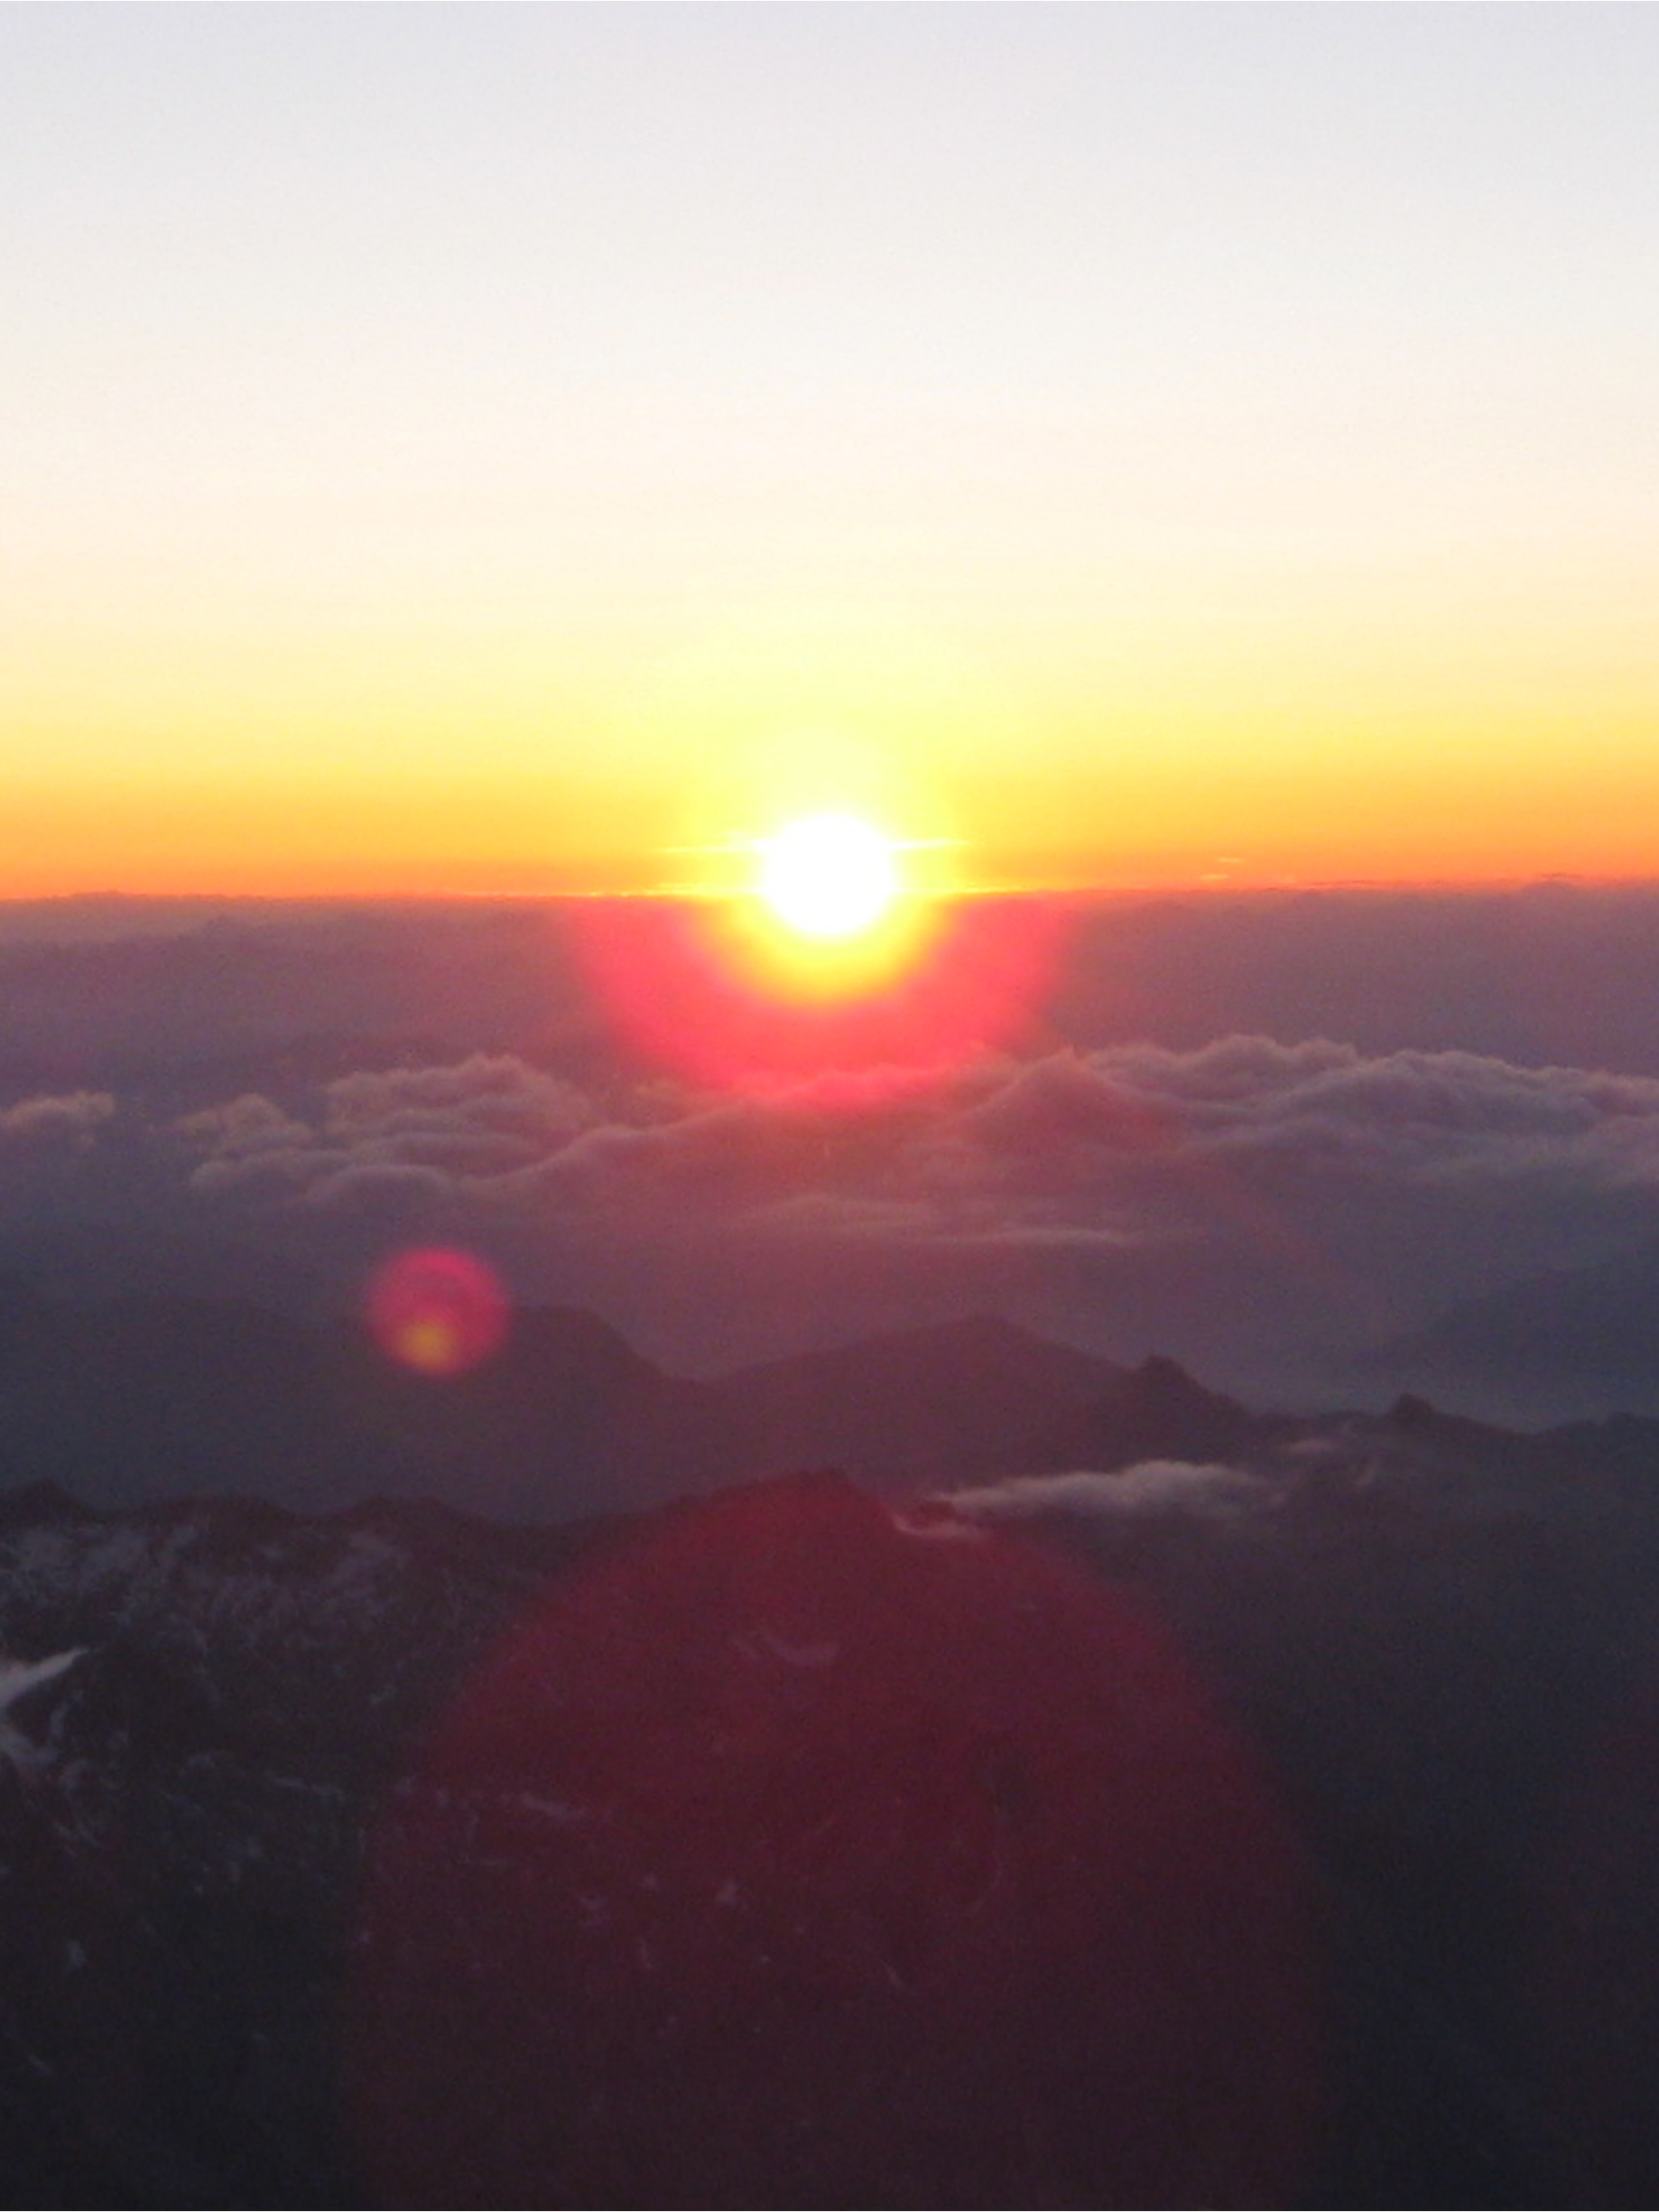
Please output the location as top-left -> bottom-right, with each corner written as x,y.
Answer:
4,11 -> 1656,898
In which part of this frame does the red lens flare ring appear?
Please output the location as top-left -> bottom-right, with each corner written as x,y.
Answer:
351,1478 -> 1321,2208
364,1246 -> 511,1378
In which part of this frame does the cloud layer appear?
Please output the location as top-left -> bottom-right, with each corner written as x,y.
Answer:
174,1032 -> 1659,1219
5,1027 -> 1659,1409
948,1462 -> 1275,1521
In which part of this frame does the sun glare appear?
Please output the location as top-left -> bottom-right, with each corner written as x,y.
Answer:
757,813 -> 900,940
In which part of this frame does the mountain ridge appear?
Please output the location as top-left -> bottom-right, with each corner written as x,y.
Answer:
0,1285 -> 1130,1518
0,1412 -> 1653,2205
6,1273 -> 1659,1525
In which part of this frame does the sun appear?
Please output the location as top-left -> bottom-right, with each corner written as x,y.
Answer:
756,813 -> 900,940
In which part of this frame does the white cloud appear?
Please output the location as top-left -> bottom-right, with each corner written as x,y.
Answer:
0,1092 -> 115,1148
11,1027 -> 1659,1392
948,1462 -> 1274,1520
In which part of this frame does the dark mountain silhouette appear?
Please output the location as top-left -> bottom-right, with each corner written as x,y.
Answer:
1014,1351 -> 1274,1472
0,1284 -> 1119,1519
356,1470 -> 1315,2209
13,1270 -> 1659,1533
338,1299 -> 688,1519
696,1312 -> 1123,1485
0,1395 -> 1654,2205
1386,1234 -> 1659,1420
0,1278 -> 338,1504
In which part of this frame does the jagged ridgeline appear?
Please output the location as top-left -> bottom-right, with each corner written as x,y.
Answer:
0,1283 -> 1126,1518
8,1275 -> 1659,1526
0,1380 -> 1658,2204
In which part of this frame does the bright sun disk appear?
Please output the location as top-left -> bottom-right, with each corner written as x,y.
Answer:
757,813 -> 899,940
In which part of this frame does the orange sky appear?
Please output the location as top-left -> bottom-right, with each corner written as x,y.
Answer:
5,10 -> 1656,898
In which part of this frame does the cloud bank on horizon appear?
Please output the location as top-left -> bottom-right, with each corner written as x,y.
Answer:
4,888 -> 1659,1420
4,1024 -> 1658,1421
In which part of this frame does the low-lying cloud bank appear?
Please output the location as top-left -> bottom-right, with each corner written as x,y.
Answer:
949,1461 -> 1276,1520
4,1032 -> 1659,1409
171,1032 -> 1659,1216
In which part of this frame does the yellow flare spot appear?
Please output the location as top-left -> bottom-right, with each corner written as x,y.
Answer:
398,1315 -> 461,1375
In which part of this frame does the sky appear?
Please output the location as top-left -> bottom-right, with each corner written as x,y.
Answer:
4,5 -> 1657,897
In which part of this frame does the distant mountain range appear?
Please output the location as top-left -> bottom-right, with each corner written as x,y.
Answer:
7,1273 -> 1659,1534
1383,1232 -> 1659,1420
0,1281 -> 1129,1517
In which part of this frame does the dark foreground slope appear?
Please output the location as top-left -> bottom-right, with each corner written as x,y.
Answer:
0,1402 -> 1656,2205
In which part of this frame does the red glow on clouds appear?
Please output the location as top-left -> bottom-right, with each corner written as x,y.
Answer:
364,1246 -> 510,1378
572,896 -> 1070,1089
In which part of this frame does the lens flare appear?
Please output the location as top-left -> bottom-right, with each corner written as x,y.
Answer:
365,1247 -> 510,1378
757,813 -> 898,940
571,892 -> 1067,1090
351,1477 -> 1321,2209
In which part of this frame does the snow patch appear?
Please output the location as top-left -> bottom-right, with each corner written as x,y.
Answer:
0,1647 -> 85,1775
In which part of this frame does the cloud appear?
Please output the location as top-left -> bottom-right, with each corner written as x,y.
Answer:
181,1054 -> 596,1200
948,1462 -> 1274,1520
12,1017 -> 1659,1407
180,1093 -> 313,1159
11,889 -> 1659,1414
0,1092 -> 116,1149
138,1036 -> 1659,1376
1015,1035 -> 1659,1190
321,1056 -> 596,1150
